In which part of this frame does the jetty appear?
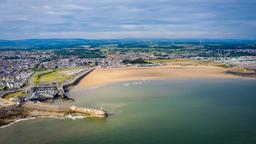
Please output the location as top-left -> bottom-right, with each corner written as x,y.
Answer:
22,102 -> 107,118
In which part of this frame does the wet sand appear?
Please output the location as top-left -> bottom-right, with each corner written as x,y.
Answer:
78,66 -> 239,88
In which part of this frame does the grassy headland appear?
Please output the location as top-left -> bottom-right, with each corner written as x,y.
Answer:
32,67 -> 84,85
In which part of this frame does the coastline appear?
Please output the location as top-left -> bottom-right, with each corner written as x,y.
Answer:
0,65 -> 253,128
78,66 -> 241,88
0,68 -> 106,128
0,101 -> 107,128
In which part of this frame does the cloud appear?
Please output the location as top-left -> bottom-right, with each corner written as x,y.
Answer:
0,0 -> 255,39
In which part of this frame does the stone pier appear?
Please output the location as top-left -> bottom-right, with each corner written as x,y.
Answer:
22,102 -> 107,118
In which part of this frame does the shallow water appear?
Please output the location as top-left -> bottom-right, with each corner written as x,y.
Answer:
1,78 -> 256,144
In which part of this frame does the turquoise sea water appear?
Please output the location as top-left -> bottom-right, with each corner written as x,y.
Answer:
0,78 -> 256,144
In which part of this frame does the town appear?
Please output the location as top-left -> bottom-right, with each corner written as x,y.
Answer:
0,39 -> 256,126
1,39 -> 256,99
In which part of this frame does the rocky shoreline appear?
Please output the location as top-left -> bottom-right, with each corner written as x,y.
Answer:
0,100 -> 107,127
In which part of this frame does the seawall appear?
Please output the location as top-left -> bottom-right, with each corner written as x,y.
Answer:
22,102 -> 107,118
63,68 -> 94,90
70,106 -> 107,118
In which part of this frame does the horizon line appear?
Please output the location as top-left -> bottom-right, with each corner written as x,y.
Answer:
1,38 -> 256,41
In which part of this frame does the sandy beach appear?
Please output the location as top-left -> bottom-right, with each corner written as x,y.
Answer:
78,66 -> 239,88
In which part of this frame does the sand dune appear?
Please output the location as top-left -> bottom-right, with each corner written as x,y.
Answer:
78,66 -> 239,88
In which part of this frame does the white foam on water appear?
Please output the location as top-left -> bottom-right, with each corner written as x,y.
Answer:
66,114 -> 86,120
0,114 -> 87,128
0,117 -> 36,129
39,115 -> 65,120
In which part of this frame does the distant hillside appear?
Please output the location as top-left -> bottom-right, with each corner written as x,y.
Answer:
0,39 -> 256,50
0,39 -> 91,49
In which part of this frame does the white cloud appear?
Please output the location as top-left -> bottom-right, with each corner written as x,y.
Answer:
0,0 -> 255,39
35,30 -> 235,39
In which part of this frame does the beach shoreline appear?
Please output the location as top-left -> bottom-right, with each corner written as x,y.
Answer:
77,66 -> 242,88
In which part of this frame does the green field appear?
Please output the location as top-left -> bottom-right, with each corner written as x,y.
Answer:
146,58 -> 206,66
4,91 -> 26,99
147,58 -> 230,68
147,58 -> 194,63
32,70 -> 54,84
32,67 -> 83,84
229,67 -> 255,74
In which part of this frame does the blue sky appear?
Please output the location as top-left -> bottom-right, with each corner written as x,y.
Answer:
0,0 -> 256,39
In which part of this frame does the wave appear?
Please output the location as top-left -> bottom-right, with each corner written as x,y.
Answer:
0,114 -> 88,129
0,117 -> 36,129
66,114 -> 86,120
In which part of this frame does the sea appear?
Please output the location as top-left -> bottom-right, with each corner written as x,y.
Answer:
0,78 -> 256,144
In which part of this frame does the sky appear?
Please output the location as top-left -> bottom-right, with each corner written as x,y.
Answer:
0,0 -> 256,40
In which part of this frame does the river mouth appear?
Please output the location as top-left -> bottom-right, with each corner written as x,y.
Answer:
1,78 -> 256,144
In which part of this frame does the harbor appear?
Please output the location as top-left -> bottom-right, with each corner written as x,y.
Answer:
0,67 -> 107,127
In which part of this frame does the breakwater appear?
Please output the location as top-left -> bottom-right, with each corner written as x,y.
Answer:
0,97 -> 107,127
23,102 -> 107,118
70,106 -> 107,118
